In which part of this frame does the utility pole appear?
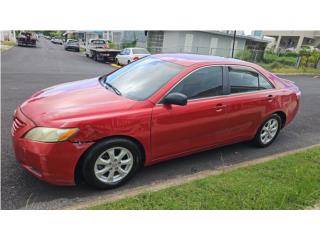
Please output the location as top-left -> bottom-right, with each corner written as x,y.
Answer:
231,30 -> 236,58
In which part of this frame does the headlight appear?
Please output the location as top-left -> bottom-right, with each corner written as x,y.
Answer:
24,127 -> 79,142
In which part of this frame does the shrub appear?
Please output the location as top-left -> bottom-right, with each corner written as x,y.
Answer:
298,49 -> 320,68
279,51 -> 299,58
235,49 -> 252,61
263,52 -> 297,66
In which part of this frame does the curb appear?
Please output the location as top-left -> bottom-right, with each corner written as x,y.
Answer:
65,143 -> 320,210
111,64 -> 121,68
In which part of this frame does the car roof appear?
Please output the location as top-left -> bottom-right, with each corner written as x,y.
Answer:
154,53 -> 246,67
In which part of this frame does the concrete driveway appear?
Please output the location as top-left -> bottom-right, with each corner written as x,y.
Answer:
1,39 -> 320,209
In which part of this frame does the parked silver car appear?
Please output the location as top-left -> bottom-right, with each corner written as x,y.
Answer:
64,39 -> 80,52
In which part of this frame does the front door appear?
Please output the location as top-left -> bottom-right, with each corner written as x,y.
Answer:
151,66 -> 229,160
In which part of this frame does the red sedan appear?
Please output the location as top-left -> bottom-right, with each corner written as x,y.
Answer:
12,54 -> 300,189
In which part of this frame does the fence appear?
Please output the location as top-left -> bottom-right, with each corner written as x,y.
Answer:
111,42 -> 319,69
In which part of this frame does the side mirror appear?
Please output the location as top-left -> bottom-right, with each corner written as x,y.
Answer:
163,93 -> 188,106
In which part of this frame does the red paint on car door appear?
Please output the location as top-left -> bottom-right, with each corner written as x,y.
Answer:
221,90 -> 278,141
150,97 -> 228,161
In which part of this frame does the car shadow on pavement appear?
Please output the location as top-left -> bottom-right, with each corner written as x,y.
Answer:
18,141 -> 266,209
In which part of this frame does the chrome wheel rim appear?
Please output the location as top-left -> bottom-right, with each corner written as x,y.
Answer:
94,147 -> 133,183
260,118 -> 279,144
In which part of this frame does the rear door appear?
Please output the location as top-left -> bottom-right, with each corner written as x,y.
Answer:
222,66 -> 276,141
151,66 -> 229,161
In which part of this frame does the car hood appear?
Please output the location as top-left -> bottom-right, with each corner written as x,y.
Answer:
20,77 -> 137,127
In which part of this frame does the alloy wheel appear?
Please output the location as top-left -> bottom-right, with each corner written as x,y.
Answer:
260,118 -> 279,144
94,147 -> 134,183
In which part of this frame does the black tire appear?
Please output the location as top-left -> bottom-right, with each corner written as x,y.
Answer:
127,60 -> 131,65
90,50 -> 94,59
81,138 -> 142,189
94,53 -> 98,61
253,114 -> 281,147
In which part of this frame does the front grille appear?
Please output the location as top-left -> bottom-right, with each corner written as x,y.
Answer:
11,117 -> 26,136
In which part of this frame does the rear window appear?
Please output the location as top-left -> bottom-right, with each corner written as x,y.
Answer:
91,40 -> 106,45
132,48 -> 149,54
68,40 -> 78,43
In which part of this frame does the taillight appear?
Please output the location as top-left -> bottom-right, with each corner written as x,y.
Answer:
133,56 -> 140,61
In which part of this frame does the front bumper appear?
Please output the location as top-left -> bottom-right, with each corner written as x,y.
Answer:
11,108 -> 93,186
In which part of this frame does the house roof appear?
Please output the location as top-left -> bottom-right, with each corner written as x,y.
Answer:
202,31 -> 268,43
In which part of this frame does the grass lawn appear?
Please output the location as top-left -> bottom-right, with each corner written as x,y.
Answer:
90,147 -> 320,210
1,40 -> 15,52
272,67 -> 320,74
259,63 -> 320,75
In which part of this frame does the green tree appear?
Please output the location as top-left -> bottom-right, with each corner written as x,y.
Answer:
299,48 -> 312,67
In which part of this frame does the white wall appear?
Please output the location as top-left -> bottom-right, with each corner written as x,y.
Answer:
1,31 -> 16,42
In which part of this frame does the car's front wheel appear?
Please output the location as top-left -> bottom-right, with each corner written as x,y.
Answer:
253,114 -> 281,147
82,138 -> 142,189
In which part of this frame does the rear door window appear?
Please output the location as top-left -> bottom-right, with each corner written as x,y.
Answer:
228,66 -> 273,93
228,67 -> 259,93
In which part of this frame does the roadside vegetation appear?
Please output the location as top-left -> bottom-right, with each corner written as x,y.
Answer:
1,40 -> 15,52
90,147 -> 320,210
236,48 -> 320,74
260,64 -> 320,74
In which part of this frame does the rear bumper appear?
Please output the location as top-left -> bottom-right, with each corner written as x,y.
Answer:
11,108 -> 93,186
17,41 -> 36,46
65,46 -> 79,50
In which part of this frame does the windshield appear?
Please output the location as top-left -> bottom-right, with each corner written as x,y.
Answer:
132,48 -> 149,54
102,57 -> 185,101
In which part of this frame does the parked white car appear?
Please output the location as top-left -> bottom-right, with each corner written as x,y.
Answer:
115,48 -> 150,65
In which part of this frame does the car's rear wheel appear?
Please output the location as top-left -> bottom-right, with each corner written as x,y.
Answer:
253,114 -> 281,147
82,138 -> 142,189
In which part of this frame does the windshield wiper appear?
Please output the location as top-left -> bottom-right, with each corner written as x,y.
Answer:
104,82 -> 122,96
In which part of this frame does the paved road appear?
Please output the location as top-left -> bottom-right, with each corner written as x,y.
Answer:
1,39 -> 320,209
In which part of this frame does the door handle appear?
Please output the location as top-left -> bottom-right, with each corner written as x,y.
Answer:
267,95 -> 274,102
214,103 -> 226,112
